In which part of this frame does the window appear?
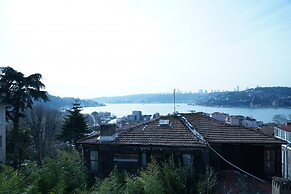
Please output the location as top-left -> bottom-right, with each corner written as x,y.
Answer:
113,154 -> 139,170
0,111 -> 2,125
141,153 -> 147,167
264,149 -> 275,175
274,128 -> 279,137
183,154 -> 193,167
287,132 -> 291,143
90,150 -> 98,171
278,129 -> 282,139
282,131 -> 286,140
0,136 -> 2,148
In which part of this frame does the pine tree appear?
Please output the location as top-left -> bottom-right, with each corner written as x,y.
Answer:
59,99 -> 89,144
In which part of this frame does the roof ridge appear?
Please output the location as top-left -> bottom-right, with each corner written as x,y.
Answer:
118,117 -> 161,134
76,131 -> 100,143
175,113 -> 207,144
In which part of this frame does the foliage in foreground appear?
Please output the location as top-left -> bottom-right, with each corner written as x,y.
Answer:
0,150 -> 87,194
0,154 -> 216,194
94,159 -> 217,194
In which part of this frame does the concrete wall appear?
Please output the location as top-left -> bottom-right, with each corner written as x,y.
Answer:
282,145 -> 291,180
272,177 -> 291,194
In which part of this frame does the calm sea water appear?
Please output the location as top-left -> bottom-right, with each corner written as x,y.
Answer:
82,103 -> 291,123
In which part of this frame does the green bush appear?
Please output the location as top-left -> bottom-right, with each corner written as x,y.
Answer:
0,165 -> 25,194
140,159 -> 164,194
124,175 -> 144,194
96,169 -> 125,194
24,150 -> 87,194
161,160 -> 187,194
197,168 -> 217,194
90,158 -> 217,194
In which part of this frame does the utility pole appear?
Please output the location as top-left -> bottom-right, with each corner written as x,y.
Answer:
173,89 -> 176,114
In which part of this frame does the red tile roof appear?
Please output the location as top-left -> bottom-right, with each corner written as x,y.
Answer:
182,113 -> 284,144
78,113 -> 285,146
279,124 -> 291,132
78,115 -> 206,147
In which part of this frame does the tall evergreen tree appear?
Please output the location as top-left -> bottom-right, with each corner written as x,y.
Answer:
59,99 -> 89,144
0,66 -> 48,166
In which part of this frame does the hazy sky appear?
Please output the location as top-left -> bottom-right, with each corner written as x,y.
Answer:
1,0 -> 291,98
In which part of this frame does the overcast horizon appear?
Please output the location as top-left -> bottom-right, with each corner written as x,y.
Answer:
1,0 -> 291,98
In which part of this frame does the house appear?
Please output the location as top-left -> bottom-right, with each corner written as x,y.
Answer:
241,116 -> 263,129
132,111 -> 142,122
77,115 -> 208,176
0,100 -> 6,163
210,112 -> 229,124
225,115 -> 245,126
183,113 -> 284,179
77,112 -> 285,179
274,122 -> 291,179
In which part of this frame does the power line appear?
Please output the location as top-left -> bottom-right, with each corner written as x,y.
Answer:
176,112 -> 265,183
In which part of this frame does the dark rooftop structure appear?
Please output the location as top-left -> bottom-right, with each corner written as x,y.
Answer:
80,115 -> 206,147
77,112 -> 285,179
182,113 -> 284,144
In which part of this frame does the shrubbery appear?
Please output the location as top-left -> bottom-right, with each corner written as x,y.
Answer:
93,159 -> 216,194
0,150 -> 87,194
0,152 -> 216,194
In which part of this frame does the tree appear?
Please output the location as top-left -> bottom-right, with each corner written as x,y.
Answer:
24,150 -> 87,193
24,105 -> 63,164
0,66 -> 48,167
59,99 -> 89,144
272,114 -> 288,124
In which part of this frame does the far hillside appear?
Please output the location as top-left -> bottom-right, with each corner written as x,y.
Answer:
93,87 -> 291,108
34,94 -> 104,110
94,93 -> 206,104
196,87 -> 291,108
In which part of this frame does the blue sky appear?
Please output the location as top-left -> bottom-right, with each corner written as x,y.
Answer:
1,0 -> 291,98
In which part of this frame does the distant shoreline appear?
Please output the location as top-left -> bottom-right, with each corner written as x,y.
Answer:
98,102 -> 291,109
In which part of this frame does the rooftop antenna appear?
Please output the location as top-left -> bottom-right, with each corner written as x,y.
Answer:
173,89 -> 176,114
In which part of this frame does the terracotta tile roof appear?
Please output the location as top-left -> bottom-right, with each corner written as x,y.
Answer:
78,115 -> 206,147
78,113 -> 285,146
182,113 -> 285,144
260,125 -> 275,136
279,124 -> 291,132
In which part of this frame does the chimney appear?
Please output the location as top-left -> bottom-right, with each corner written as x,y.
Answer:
98,124 -> 117,142
159,119 -> 170,126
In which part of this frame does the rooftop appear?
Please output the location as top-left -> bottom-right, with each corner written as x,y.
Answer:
78,115 -> 206,147
78,112 -> 285,146
182,113 -> 284,144
277,123 -> 291,132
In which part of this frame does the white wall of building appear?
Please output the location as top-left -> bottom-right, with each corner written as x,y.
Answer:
275,127 -> 291,179
211,112 -> 228,123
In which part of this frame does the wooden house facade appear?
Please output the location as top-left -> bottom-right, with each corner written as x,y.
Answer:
77,113 -> 285,179
183,113 -> 284,179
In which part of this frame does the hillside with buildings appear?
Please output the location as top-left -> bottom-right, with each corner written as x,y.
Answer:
94,87 -> 291,108
196,87 -> 291,108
